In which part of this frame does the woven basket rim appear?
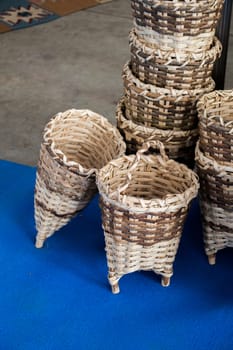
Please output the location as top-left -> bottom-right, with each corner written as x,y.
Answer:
123,61 -> 215,98
195,140 -> 233,172
197,90 -> 233,131
117,97 -> 199,139
132,0 -> 222,9
43,109 -> 126,176
97,149 -> 199,213
129,29 -> 222,63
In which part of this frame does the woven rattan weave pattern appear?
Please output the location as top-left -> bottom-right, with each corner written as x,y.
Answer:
97,141 -> 199,293
197,90 -> 233,163
131,0 -> 224,51
34,109 -> 126,248
129,29 -> 222,89
116,97 -> 198,165
122,62 -> 215,130
195,141 -> 233,265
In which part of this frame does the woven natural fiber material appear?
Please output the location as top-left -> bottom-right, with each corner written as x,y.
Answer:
129,29 -> 222,90
34,109 -> 126,248
116,97 -> 198,166
195,141 -> 233,264
97,141 -> 199,293
131,0 -> 224,51
197,90 -> 233,163
122,62 -> 215,130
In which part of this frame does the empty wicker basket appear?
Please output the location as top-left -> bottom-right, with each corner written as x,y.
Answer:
123,62 -> 215,130
195,141 -> 233,265
34,109 -> 126,248
117,97 -> 198,166
131,0 -> 224,51
197,90 -> 233,163
97,141 -> 199,293
129,29 -> 222,90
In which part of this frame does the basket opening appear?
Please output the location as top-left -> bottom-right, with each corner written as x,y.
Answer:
47,113 -> 124,171
208,109 -> 233,124
104,162 -> 193,201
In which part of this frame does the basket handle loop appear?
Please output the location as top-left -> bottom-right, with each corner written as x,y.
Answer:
137,140 -> 169,161
115,140 -> 168,198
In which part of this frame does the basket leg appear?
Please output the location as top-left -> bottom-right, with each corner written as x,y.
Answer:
111,282 -> 120,294
108,270 -> 120,294
161,276 -> 171,287
207,253 -> 216,265
35,233 -> 46,248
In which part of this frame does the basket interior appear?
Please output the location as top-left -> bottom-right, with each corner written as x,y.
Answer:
101,157 -> 194,202
46,112 -> 124,170
203,96 -> 233,127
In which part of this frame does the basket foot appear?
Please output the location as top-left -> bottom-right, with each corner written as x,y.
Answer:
161,276 -> 171,287
111,282 -> 120,294
35,236 -> 45,248
208,253 -> 216,265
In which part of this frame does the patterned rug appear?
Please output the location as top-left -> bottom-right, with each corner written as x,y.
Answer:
0,0 -> 111,33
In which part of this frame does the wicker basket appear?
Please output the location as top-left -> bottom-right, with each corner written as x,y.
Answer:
117,97 -> 198,166
195,141 -> 233,265
131,0 -> 224,52
197,90 -> 233,163
34,109 -> 126,248
123,62 -> 215,130
97,140 -> 199,293
129,29 -> 222,90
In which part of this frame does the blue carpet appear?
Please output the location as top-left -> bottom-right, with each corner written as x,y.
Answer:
0,160 -> 233,350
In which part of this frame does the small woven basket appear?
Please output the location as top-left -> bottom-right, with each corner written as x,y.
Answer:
97,140 -> 199,293
131,0 -> 224,52
117,98 -> 198,167
195,141 -> 233,265
197,90 -> 233,163
129,29 -> 222,90
34,109 -> 126,248
123,62 -> 215,130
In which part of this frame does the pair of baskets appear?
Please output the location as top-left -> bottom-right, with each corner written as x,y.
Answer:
195,90 -> 233,264
35,111 -> 199,294
129,28 -> 222,90
131,0 -> 224,52
97,141 -> 199,293
34,109 -> 126,248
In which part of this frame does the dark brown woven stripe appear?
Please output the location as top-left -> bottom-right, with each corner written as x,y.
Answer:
131,0 -> 224,36
100,197 -> 188,246
35,199 -> 80,219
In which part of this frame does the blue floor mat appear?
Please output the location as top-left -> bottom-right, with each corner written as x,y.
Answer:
0,160 -> 233,350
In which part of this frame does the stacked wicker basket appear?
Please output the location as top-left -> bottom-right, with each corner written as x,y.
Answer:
117,0 -> 224,167
195,90 -> 233,265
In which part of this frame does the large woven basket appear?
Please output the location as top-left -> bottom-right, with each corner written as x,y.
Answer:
117,97 -> 198,167
197,90 -> 233,163
131,0 -> 224,51
195,141 -> 233,265
129,29 -> 222,90
34,109 -> 126,248
97,141 -> 199,293
123,62 -> 215,130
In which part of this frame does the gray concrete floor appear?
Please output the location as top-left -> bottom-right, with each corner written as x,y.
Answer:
0,0 -> 232,166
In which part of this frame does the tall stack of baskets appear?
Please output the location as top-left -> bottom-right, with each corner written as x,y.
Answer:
116,0 -> 224,167
195,90 -> 233,265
